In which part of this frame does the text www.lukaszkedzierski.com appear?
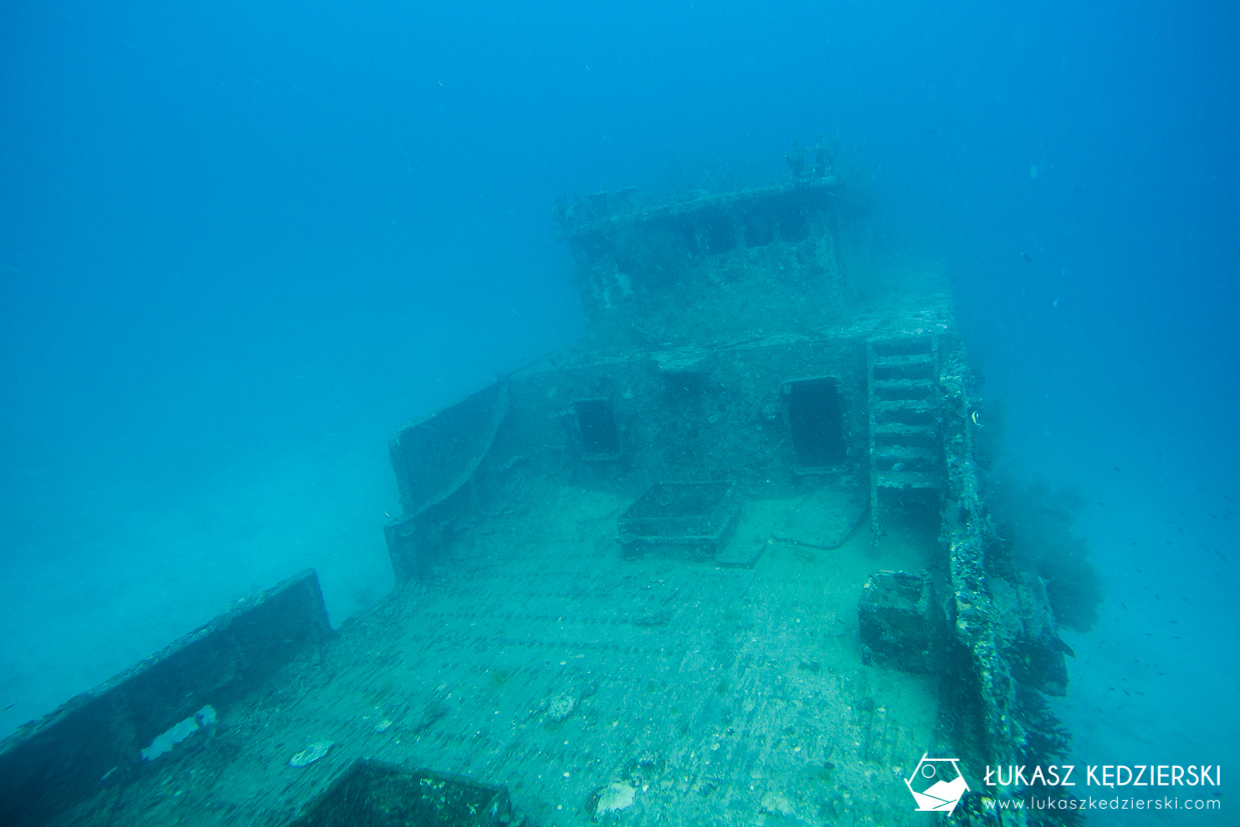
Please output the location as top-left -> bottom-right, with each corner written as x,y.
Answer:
983,795 -> 1221,812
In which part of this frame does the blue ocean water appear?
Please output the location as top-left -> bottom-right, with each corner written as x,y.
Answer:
1,1 -> 1236,823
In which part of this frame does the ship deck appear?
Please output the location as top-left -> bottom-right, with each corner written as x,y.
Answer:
71,478 -> 946,827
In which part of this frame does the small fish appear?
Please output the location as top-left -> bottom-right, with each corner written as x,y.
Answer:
1022,252 -> 1034,263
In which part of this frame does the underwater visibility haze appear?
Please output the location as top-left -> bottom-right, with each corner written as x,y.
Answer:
1,1 -> 1237,825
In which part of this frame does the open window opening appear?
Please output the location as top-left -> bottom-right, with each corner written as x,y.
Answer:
571,399 -> 621,460
743,213 -> 775,246
707,215 -> 736,254
783,377 -> 846,469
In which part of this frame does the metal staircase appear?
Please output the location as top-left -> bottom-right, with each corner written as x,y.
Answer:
867,335 -> 945,537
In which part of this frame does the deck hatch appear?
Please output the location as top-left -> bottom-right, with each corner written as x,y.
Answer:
617,481 -> 738,559
291,759 -> 516,827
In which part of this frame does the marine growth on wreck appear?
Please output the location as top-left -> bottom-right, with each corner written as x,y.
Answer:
1,155 -> 1085,827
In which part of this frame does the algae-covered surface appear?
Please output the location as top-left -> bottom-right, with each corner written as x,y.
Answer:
70,479 -> 945,827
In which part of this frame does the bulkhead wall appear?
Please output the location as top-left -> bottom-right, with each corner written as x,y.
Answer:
386,333 -> 872,578
499,336 -> 869,482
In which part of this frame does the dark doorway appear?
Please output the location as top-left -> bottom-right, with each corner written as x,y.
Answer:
783,378 -> 846,468
571,399 -> 621,459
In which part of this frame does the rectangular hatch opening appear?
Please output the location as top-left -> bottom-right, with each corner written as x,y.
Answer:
291,759 -> 516,827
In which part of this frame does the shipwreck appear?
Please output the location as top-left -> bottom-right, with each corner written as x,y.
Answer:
1,153 -> 1078,826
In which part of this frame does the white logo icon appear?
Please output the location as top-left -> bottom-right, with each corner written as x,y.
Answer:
905,753 -> 970,815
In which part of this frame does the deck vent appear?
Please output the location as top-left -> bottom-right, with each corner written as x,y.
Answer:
858,570 -> 943,674
572,399 -> 621,460
783,377 -> 846,470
